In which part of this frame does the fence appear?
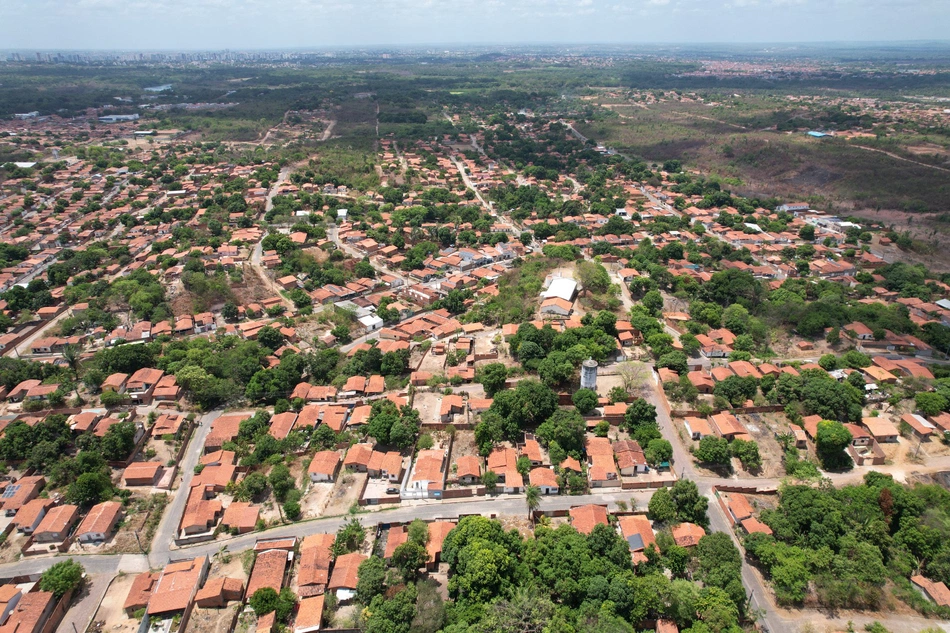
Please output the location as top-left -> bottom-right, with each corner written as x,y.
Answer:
670,405 -> 787,418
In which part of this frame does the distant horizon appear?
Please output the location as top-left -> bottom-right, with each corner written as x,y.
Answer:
4,0 -> 949,51
4,40 -> 950,56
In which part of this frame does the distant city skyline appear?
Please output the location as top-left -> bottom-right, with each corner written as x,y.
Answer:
2,0 -> 949,51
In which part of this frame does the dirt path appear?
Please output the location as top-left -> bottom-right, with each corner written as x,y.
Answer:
851,143 -> 950,173
319,119 -> 336,142
248,242 -> 294,311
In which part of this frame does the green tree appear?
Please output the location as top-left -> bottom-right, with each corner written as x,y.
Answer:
67,472 -> 113,507
256,326 -> 283,351
815,419 -> 853,470
916,392 -> 948,416
730,439 -> 761,471
221,302 -> 239,322
38,560 -> 84,599
356,556 -> 386,605
623,398 -> 657,429
572,388 -> 599,415
648,487 -> 677,523
645,439 -> 673,466
391,541 -> 428,582
525,484 -> 541,521
642,290 -> 664,316
408,518 -> 430,546
100,420 -> 137,461
268,463 -> 295,502
249,587 -> 279,616
695,436 -> 731,466
482,470 -> 499,494
477,363 -> 508,396
536,409 -> 587,457
333,518 -> 366,555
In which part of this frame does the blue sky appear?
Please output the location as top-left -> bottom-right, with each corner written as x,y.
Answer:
2,0 -> 948,50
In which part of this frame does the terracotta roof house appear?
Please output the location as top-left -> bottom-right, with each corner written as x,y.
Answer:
911,575 -> 950,607
298,533 -> 335,597
294,595 -> 325,633
710,413 -> 746,439
384,526 -> 408,560
683,417 -> 712,440
440,395 -> 465,423
268,412 -> 297,440
8,380 -> 41,402
861,417 -> 899,443
146,556 -> 209,620
671,522 -> 706,547
521,439 -> 543,466
343,443 -> 374,472
455,455 -> 481,485
246,549 -> 290,598
123,461 -> 163,487
560,456 -> 582,473
124,572 -> 159,616
328,552 -> 366,602
0,591 -> 55,633
726,494 -> 754,523
569,504 -> 609,535
12,499 -> 54,535
528,467 -> 559,495
408,449 -> 446,495
204,413 -> 247,452
180,487 -> 222,535
194,577 -> 244,609
901,413 -> 936,440
425,521 -> 457,570
802,415 -> 822,440
191,462 -> 236,492
308,451 -> 342,483
69,411 -> 102,433
618,515 -> 656,564
741,517 -> 773,536
75,501 -> 122,543
221,502 -> 260,534
0,585 -> 23,626
152,413 -> 185,437
614,440 -> 648,475
1,476 -> 45,517
101,373 -> 129,393
126,367 -> 165,404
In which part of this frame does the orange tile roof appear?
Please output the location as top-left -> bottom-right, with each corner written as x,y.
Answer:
246,549 -> 288,597
384,526 -> 408,559
911,575 -> 950,607
328,552 -> 366,590
299,534 -> 335,589
147,556 -> 207,615
618,515 -> 655,551
124,572 -> 158,613
34,504 -> 79,538
221,502 -> 259,531
671,522 -> 706,546
75,501 -> 122,538
296,595 -> 325,631
569,504 -> 609,535
426,521 -> 456,563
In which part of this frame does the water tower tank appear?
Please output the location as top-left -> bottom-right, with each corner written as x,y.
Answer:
580,358 -> 599,390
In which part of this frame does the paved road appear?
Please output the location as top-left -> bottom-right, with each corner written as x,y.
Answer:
150,409 -> 220,566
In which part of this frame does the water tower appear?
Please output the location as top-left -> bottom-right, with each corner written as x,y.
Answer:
580,358 -> 599,391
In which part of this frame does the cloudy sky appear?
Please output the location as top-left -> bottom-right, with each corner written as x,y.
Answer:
2,0 -> 948,50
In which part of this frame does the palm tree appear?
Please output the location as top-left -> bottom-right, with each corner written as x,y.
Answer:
62,344 -> 81,380
525,485 -> 541,523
